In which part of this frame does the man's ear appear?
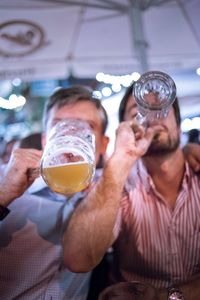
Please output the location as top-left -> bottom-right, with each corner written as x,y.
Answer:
100,135 -> 110,155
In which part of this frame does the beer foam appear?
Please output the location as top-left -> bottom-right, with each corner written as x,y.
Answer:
43,161 -> 90,168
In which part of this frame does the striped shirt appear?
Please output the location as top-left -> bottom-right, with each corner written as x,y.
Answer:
111,160 -> 200,289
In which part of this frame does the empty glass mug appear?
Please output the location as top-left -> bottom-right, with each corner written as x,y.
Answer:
98,281 -> 157,300
30,118 -> 95,195
133,70 -> 176,125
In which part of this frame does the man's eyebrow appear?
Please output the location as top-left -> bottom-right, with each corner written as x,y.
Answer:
84,120 -> 98,130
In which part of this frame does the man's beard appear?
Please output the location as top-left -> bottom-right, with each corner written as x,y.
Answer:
144,132 -> 180,157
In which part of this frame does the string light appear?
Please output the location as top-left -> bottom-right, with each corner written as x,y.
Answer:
0,94 -> 26,109
96,72 -> 141,86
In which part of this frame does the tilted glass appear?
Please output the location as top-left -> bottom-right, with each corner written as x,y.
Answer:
133,70 -> 176,125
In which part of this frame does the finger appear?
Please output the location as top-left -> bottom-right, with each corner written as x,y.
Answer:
9,149 -> 42,167
18,149 -> 42,159
130,120 -> 144,132
27,167 -> 40,182
7,151 -> 41,179
130,121 -> 146,140
188,156 -> 200,172
135,128 -> 156,155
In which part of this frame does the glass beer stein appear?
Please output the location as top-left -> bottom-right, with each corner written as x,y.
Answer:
133,71 -> 176,125
40,118 -> 95,195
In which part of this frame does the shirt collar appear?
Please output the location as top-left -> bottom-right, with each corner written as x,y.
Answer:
182,161 -> 192,188
127,159 -> 192,193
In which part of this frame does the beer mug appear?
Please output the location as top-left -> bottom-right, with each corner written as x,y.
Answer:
133,71 -> 176,125
98,281 -> 157,300
40,118 -> 95,195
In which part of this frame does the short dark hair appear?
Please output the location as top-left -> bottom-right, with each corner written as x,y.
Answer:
43,86 -> 108,133
188,128 -> 200,144
17,133 -> 42,150
118,82 -> 181,126
118,82 -> 135,123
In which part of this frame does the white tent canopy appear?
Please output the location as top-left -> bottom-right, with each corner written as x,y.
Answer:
0,0 -> 200,81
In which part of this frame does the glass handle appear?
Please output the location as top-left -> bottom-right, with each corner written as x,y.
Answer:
133,70 -> 176,122
135,112 -> 147,127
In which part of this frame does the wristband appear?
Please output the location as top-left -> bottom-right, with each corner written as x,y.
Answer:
168,287 -> 185,300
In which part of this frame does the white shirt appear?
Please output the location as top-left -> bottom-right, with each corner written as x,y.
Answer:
0,176 -> 91,300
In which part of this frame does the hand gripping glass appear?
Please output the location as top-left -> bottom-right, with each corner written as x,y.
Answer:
29,118 -> 95,195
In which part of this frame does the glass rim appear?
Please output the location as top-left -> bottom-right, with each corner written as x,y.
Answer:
133,70 -> 177,111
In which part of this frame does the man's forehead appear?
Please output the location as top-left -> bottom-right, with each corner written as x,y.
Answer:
47,101 -> 103,128
52,100 -> 98,114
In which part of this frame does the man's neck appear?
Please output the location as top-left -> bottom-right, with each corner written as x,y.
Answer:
142,148 -> 185,209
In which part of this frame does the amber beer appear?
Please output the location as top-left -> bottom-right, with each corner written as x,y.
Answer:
42,161 -> 93,195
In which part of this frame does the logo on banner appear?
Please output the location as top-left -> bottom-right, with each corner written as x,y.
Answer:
0,20 -> 48,57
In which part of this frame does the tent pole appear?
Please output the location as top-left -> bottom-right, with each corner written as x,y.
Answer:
129,2 -> 149,73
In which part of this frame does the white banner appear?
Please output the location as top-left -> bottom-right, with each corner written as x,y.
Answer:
0,1 -> 200,80
0,6 -> 79,80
